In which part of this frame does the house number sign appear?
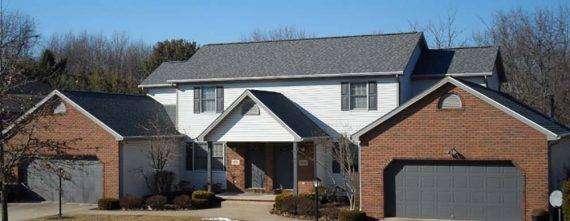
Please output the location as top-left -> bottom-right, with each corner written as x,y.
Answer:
231,159 -> 240,166
298,160 -> 308,166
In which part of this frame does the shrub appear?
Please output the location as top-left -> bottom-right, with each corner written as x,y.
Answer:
119,195 -> 143,210
145,195 -> 167,210
173,194 -> 191,209
191,190 -> 217,209
151,171 -> 175,195
98,198 -> 120,210
563,181 -> 570,221
323,205 -> 341,220
274,192 -> 293,211
338,210 -> 367,221
274,193 -> 317,216
192,190 -> 215,200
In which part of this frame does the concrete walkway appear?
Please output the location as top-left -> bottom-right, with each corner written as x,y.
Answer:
80,201 -> 299,221
218,192 -> 276,202
7,202 -> 96,221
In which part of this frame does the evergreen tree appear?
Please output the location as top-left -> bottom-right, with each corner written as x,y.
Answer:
144,39 -> 198,75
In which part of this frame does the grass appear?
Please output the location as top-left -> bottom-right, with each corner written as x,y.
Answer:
34,214 -> 201,221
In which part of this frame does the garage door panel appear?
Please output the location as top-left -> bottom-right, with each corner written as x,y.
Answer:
387,161 -> 522,221
27,160 -> 102,204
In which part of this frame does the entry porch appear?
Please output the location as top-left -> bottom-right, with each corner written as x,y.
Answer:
223,142 -> 316,194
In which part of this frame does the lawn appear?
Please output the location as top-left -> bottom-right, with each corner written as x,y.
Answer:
34,214 -> 202,221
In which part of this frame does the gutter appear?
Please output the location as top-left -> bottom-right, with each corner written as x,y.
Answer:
121,134 -> 187,140
411,72 -> 493,79
166,71 -> 404,84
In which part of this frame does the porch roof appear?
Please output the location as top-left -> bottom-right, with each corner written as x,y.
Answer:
197,89 -> 328,141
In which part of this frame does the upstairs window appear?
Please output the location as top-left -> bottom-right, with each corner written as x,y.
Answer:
201,87 -> 216,112
350,83 -> 368,109
341,82 -> 377,111
194,86 -> 224,114
438,93 -> 462,109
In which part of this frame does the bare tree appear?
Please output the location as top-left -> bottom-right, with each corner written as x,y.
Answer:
1,97 -> 87,221
408,7 -> 467,48
313,134 -> 359,211
136,115 -> 181,195
474,6 -> 570,125
240,26 -> 315,42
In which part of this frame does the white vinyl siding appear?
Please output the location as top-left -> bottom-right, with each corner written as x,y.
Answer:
172,76 -> 399,138
206,99 -> 295,142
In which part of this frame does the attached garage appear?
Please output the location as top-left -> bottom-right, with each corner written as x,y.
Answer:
26,159 -> 103,203
353,78 -> 570,220
384,161 -> 523,221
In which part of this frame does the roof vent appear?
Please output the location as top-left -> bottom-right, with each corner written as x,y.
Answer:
53,102 -> 67,115
438,93 -> 462,109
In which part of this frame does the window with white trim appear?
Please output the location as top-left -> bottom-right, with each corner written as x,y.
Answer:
189,142 -> 224,171
350,82 -> 368,109
438,93 -> 462,109
201,87 -> 216,112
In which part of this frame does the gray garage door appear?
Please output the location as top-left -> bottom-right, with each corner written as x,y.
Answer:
385,161 -> 523,221
27,159 -> 103,204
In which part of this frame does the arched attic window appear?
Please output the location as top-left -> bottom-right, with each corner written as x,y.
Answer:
438,93 -> 462,110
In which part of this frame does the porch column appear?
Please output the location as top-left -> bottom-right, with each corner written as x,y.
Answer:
292,142 -> 298,196
207,141 -> 213,192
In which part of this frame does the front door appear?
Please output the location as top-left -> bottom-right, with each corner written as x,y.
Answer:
248,145 -> 265,189
274,144 -> 293,189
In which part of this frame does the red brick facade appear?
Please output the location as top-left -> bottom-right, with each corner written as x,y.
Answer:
225,142 -> 314,193
9,99 -> 121,198
360,85 -> 549,221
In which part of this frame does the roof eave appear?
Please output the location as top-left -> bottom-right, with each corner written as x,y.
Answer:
166,71 -> 403,84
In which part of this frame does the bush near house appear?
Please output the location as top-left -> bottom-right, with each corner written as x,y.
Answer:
338,210 -> 367,221
119,195 -> 144,210
563,181 -> 570,221
173,194 -> 191,209
98,198 -> 120,210
145,195 -> 167,210
191,190 -> 218,209
273,192 -> 316,217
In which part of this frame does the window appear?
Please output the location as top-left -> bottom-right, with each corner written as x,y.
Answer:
185,143 -> 193,170
350,83 -> 368,109
191,142 -> 224,171
439,93 -> 462,109
241,98 -> 260,115
201,87 -> 216,112
53,102 -> 67,115
332,159 -> 341,174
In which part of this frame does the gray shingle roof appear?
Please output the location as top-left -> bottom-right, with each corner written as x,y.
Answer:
140,32 -> 422,86
249,90 -> 327,138
413,46 -> 499,75
458,80 -> 569,136
60,91 -> 179,137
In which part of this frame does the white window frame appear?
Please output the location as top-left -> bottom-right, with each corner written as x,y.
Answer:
349,82 -> 369,110
200,87 -> 217,113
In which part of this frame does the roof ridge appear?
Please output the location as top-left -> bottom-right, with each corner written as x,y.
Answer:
60,90 -> 148,98
204,31 -> 421,46
435,45 -> 497,50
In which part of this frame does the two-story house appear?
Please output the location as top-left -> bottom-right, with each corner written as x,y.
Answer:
11,32 -> 569,221
139,32 -> 505,193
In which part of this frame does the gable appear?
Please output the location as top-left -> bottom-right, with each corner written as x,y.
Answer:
206,97 -> 296,142
353,77 -> 568,142
360,85 -> 547,145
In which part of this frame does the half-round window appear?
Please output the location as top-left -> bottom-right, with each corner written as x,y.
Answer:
438,93 -> 462,109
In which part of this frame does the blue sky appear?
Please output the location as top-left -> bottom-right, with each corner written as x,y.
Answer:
10,0 -> 565,46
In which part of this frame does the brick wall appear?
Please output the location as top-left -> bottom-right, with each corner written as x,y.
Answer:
8,98 -> 121,198
360,85 -> 549,221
